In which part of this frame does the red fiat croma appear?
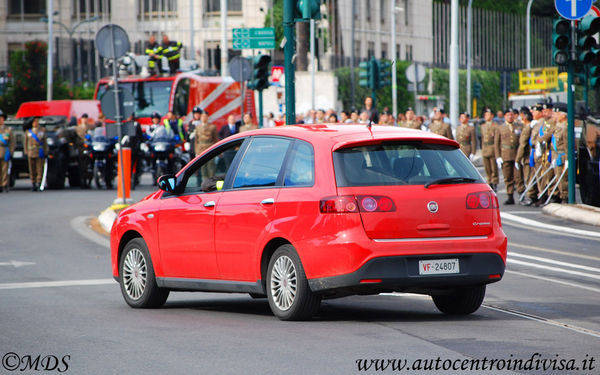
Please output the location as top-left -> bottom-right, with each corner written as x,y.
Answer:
111,124 -> 507,320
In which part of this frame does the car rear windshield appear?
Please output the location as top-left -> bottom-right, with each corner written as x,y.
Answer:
333,141 -> 483,187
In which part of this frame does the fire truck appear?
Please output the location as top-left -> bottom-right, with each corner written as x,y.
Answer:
93,72 -> 256,131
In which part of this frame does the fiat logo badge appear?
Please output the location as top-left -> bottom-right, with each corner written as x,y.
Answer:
427,201 -> 439,213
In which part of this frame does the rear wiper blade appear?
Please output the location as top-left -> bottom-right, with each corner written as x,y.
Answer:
424,177 -> 477,189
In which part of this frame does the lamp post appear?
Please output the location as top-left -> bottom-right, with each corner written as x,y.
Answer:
526,0 -> 535,69
390,3 -> 403,120
466,0 -> 473,115
41,15 -> 99,86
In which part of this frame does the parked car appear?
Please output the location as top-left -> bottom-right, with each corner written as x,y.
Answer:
110,124 -> 507,320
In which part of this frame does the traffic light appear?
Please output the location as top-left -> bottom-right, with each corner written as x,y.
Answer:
552,18 -> 571,66
473,82 -> 482,99
247,54 -> 271,91
359,60 -> 371,88
295,0 -> 321,21
378,60 -> 391,88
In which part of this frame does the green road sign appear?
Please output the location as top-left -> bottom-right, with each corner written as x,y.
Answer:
232,28 -> 275,50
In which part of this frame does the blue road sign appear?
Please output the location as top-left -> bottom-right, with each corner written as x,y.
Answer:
555,0 -> 593,20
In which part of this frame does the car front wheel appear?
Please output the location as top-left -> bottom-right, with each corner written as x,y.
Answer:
432,285 -> 486,315
266,244 -> 321,321
119,238 -> 169,308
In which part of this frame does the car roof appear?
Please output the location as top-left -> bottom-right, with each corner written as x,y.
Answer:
229,124 -> 459,150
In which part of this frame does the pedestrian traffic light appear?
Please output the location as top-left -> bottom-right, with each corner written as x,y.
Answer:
473,82 -> 482,98
378,60 -> 391,88
295,0 -> 321,21
247,54 -> 271,91
552,18 -> 571,66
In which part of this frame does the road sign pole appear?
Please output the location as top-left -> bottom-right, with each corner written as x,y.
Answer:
283,0 -> 296,125
568,20 -> 576,204
110,25 -> 126,205
258,90 -> 264,128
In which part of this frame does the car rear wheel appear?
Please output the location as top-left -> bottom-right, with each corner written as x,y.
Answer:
432,285 -> 486,315
119,238 -> 169,308
267,244 -> 321,321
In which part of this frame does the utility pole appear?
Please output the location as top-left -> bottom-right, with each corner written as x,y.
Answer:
283,0 -> 296,125
47,0 -> 54,101
190,0 -> 195,60
350,0 -> 356,110
391,0 -> 397,119
567,20 -> 576,204
449,0 -> 459,127
220,0 -> 228,76
310,19 -> 316,110
466,0 -> 473,115
526,0 -> 534,69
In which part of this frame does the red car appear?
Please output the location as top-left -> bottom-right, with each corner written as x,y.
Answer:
111,124 -> 507,320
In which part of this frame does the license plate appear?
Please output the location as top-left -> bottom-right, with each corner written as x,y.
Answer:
13,151 -> 23,158
418,259 -> 459,275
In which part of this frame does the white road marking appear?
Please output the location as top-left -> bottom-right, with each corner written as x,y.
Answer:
507,259 -> 600,280
505,270 -> 600,293
510,242 -> 600,262
0,260 -> 36,268
483,304 -> 600,339
0,279 -> 115,290
501,212 -> 600,239
509,252 -> 600,273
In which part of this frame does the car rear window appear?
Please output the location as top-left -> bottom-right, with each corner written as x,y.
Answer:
333,141 -> 483,187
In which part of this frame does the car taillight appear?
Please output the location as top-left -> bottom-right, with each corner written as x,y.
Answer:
356,195 -> 396,212
466,191 -> 498,209
320,195 -> 396,213
320,196 -> 359,213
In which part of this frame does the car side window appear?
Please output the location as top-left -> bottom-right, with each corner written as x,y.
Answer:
284,141 -> 314,187
232,137 -> 292,189
181,140 -> 243,194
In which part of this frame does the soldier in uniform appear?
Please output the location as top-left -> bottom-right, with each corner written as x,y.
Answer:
24,117 -> 48,191
495,109 -> 525,204
399,107 -> 420,129
429,108 -> 454,139
145,35 -> 162,76
516,108 -> 535,205
534,103 -> 556,205
194,109 -> 218,178
549,104 -> 569,203
0,110 -> 15,192
456,112 -> 477,161
480,108 -> 499,191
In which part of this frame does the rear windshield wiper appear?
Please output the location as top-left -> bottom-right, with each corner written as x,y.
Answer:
424,177 -> 477,189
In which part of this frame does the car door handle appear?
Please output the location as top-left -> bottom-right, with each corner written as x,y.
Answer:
261,198 -> 275,205
204,201 -> 216,208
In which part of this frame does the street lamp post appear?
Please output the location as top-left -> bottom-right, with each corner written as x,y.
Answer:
466,0 -> 473,115
41,15 -> 99,86
526,0 -> 535,69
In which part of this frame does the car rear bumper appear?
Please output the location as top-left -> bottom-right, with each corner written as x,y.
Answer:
307,252 -> 505,296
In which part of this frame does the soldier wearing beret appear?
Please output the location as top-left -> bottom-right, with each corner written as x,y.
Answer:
495,109 -> 525,204
480,107 -> 499,191
400,107 -> 421,129
429,108 -> 454,140
456,112 -> 477,161
24,117 -> 48,191
193,108 -> 218,178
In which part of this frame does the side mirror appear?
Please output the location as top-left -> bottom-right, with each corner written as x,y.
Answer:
157,174 -> 178,193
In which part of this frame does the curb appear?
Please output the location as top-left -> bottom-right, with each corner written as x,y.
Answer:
98,208 -> 117,234
542,203 -> 600,227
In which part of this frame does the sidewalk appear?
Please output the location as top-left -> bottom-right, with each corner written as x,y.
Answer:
542,203 -> 600,227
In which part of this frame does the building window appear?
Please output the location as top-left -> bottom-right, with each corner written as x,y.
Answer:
405,44 -> 413,61
380,0 -> 385,24
9,0 -> 46,15
368,42 -> 375,59
396,44 -> 400,60
381,43 -> 387,60
404,0 -> 409,25
138,0 -> 178,16
355,41 -> 361,57
205,0 -> 242,13
365,0 -> 371,22
75,0 -> 111,15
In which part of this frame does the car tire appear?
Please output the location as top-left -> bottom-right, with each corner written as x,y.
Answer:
432,285 -> 486,315
119,238 -> 169,308
266,244 -> 321,321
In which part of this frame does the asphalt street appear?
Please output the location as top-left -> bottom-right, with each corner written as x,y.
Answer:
0,176 -> 599,375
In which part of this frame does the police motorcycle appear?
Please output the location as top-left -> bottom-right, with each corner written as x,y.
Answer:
147,126 -> 188,183
88,127 -> 118,189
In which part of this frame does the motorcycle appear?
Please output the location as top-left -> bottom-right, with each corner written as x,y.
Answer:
148,127 -> 188,184
89,127 -> 117,189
